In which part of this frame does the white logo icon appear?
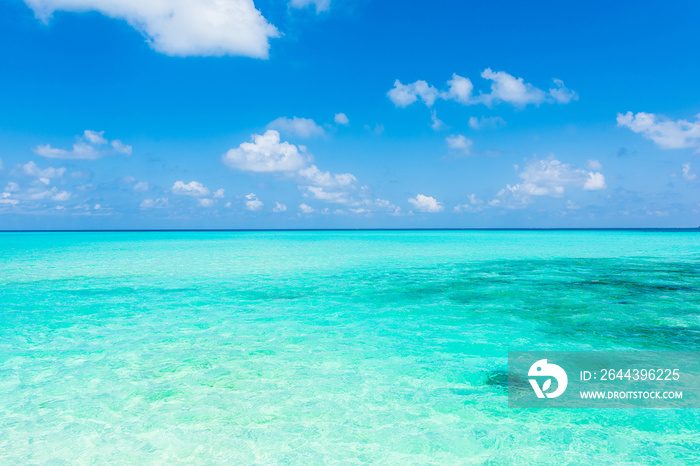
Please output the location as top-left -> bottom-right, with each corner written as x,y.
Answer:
528,359 -> 568,399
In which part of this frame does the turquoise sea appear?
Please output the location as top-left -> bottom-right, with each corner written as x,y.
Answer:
1,230 -> 699,464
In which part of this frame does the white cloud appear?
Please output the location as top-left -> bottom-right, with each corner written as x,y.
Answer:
494,156 -> 606,208
245,193 -> 263,211
4,182 -> 19,192
363,123 -> 384,136
133,181 -> 149,191
213,188 -> 225,199
587,159 -> 603,170
455,194 -> 484,213
430,110 -> 444,131
0,192 -> 19,206
25,0 -> 279,58
617,111 -> 700,149
268,117 -> 325,138
446,134 -> 473,155
479,68 -> 546,106
34,129 -> 131,159
198,198 -> 215,207
140,198 -> 168,209
374,198 -> 401,215
548,78 -> 579,104
408,194 -> 443,212
468,116 -> 506,130
387,79 -> 439,107
583,172 -> 606,191
334,113 -> 349,125
83,130 -> 106,144
682,162 -> 697,181
304,185 -> 350,203
389,69 -> 576,109
298,164 -> 356,187
111,140 -> 133,155
225,130 -> 366,207
223,130 -> 309,172
289,0 -> 330,13
441,74 -> 473,104
273,201 -> 287,212
22,161 -> 66,180
299,203 -> 315,213
171,180 -> 210,196
51,191 -> 71,201
26,187 -> 58,200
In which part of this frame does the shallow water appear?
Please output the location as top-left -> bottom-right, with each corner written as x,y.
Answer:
1,231 -> 699,463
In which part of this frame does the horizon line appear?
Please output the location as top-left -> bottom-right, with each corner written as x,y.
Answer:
1,228 -> 699,233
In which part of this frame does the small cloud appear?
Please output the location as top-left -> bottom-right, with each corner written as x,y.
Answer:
288,0 -> 331,13
171,180 -> 210,197
548,78 -> 579,104
468,116 -> 506,130
334,113 -> 349,125
22,161 -> 66,181
454,194 -> 484,213
273,201 -> 287,212
493,156 -> 606,208
363,124 -> 384,136
34,130 -> 131,160
268,116 -> 325,138
223,130 -> 309,172
682,162 -> 697,181
389,69 -> 576,109
441,74 -> 473,104
587,159 -> 603,170
0,192 -> 19,206
446,134 -> 473,155
4,182 -> 19,192
111,140 -> 132,155
245,193 -> 263,211
298,165 -> 356,187
617,111 -> 700,149
388,79 -> 439,107
299,203 -> 315,214
198,198 -> 215,207
430,110 -> 444,131
83,130 -> 106,144
140,198 -> 168,209
408,194 -> 443,212
213,188 -> 225,199
51,191 -> 71,201
583,172 -> 606,191
133,181 -> 150,192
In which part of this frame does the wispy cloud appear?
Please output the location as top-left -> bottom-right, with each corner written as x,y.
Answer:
34,130 -> 131,160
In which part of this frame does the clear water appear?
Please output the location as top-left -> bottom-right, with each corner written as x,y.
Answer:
1,231 -> 699,464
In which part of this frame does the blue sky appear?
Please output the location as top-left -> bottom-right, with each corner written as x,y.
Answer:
1,0 -> 699,229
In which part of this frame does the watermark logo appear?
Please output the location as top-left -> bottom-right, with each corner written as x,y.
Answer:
528,359 -> 568,399
509,351 -> 700,408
